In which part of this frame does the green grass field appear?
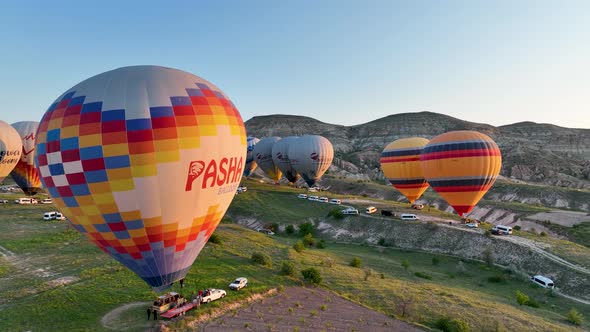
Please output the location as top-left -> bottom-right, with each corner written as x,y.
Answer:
0,187 -> 589,331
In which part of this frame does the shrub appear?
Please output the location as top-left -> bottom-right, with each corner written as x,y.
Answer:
513,225 -> 521,231
281,261 -> 296,276
316,240 -> 326,249
432,256 -> 440,265
209,233 -> 222,244
301,268 -> 322,284
526,298 -> 540,308
484,230 -> 492,237
401,259 -> 410,271
516,290 -> 529,305
251,252 -> 272,267
350,257 -> 362,268
303,233 -> 315,247
286,225 -> 295,234
434,317 -> 470,332
293,240 -> 305,253
567,308 -> 584,326
378,238 -> 386,246
540,231 -> 547,237
327,208 -> 344,219
299,222 -> 314,236
483,247 -> 494,266
270,222 -> 280,233
415,271 -> 432,280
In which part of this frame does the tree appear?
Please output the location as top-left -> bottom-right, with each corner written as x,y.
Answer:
281,261 -> 296,276
516,290 -> 529,306
251,252 -> 272,267
298,222 -> 314,236
303,233 -> 315,247
483,247 -> 494,267
285,224 -> 295,234
301,268 -> 322,284
567,308 -> 584,326
208,233 -> 222,244
350,257 -> 362,268
432,256 -> 440,265
293,240 -> 305,253
401,259 -> 410,271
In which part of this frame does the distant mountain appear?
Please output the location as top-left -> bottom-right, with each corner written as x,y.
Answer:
245,112 -> 590,189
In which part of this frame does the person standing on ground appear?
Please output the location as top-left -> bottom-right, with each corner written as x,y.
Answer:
153,309 -> 158,320
147,307 -> 151,320
180,278 -> 184,288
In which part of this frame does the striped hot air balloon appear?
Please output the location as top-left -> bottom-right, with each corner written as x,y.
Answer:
380,137 -> 430,203
419,131 -> 502,216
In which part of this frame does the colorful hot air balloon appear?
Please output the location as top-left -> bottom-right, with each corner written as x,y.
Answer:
252,137 -> 282,182
35,66 -> 246,291
289,135 -> 334,187
244,136 -> 260,176
10,121 -> 42,196
0,120 -> 22,184
272,136 -> 299,183
380,137 -> 430,203
419,131 -> 501,216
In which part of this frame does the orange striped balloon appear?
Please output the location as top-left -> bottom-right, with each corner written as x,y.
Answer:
419,131 -> 501,216
380,137 -> 429,203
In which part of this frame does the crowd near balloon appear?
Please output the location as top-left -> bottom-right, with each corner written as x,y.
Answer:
1,65 -> 501,295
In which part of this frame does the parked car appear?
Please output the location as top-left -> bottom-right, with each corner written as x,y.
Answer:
308,195 -> 319,201
297,193 -> 308,199
530,275 -> 555,289
341,208 -> 359,215
491,225 -> 512,235
15,197 -> 38,204
201,289 -> 226,303
229,277 -> 248,290
466,223 -> 479,228
0,199 -> 8,204
257,229 -> 275,235
400,213 -> 419,221
318,197 -> 329,203
411,203 -> 424,210
365,206 -> 377,214
40,198 -> 53,204
329,199 -> 341,205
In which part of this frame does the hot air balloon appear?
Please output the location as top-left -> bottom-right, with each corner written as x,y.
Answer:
35,66 -> 246,291
252,137 -> 282,182
419,131 -> 501,216
10,121 -> 42,196
244,136 -> 260,176
272,136 -> 299,183
289,135 -> 334,187
380,137 -> 430,203
0,120 -> 22,184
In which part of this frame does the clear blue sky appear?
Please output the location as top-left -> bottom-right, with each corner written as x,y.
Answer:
1,0 -> 589,128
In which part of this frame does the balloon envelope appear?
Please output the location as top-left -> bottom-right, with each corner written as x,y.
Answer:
289,135 -> 333,187
252,137 -> 282,181
244,136 -> 260,176
272,136 -> 299,183
380,137 -> 430,203
35,66 -> 246,291
10,121 -> 42,196
419,131 -> 501,216
0,120 -> 22,184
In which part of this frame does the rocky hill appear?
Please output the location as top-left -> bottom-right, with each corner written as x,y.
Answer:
245,112 -> 590,189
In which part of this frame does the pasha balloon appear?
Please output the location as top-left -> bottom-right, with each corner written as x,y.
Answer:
35,66 -> 246,291
252,137 -> 282,182
244,136 -> 260,177
420,131 -> 501,216
272,136 -> 299,183
0,120 -> 22,184
289,135 -> 334,187
380,137 -> 430,203
10,121 -> 42,195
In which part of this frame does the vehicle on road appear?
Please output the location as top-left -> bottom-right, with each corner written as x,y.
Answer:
43,211 -> 66,221
491,225 -> 512,235
400,213 -> 419,221
342,208 -> 359,215
411,203 -> 424,210
40,198 -> 53,204
329,199 -> 341,205
257,229 -> 275,235
530,275 -> 554,289
466,223 -> 478,228
365,206 -> 377,214
297,193 -> 308,199
0,199 -> 8,204
308,195 -> 319,201
318,197 -> 329,203
201,288 -> 226,303
152,292 -> 187,314
15,197 -> 38,204
229,277 -> 248,290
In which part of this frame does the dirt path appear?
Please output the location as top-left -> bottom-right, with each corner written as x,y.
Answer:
101,301 -> 153,331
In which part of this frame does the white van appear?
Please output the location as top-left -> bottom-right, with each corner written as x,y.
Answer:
365,206 -> 377,214
492,225 -> 513,235
341,208 -> 359,215
40,198 -> 53,204
15,197 -> 38,204
43,211 -> 57,220
530,275 -> 554,289
400,213 -> 419,221
329,199 -> 341,205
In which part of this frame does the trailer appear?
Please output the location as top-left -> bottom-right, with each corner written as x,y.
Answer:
160,298 -> 201,319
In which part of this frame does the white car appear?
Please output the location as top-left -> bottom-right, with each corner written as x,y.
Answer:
40,198 -> 53,204
466,223 -> 478,228
297,194 -> 308,199
318,197 -> 329,203
329,199 -> 341,205
229,277 -> 248,290
308,195 -> 319,201
257,229 -> 275,235
0,199 -> 8,204
342,208 -> 359,215
201,288 -> 226,303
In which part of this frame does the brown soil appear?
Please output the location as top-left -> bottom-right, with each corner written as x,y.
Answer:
195,286 -> 422,331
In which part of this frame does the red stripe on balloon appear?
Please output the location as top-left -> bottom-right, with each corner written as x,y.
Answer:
420,149 -> 500,161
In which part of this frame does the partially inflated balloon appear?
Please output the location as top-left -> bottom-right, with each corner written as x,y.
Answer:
289,135 -> 333,187
252,137 -> 282,182
272,136 -> 299,183
244,136 -> 260,176
419,131 -> 501,216
0,120 -> 22,184
10,121 -> 42,196
380,137 -> 429,203
35,66 -> 246,291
